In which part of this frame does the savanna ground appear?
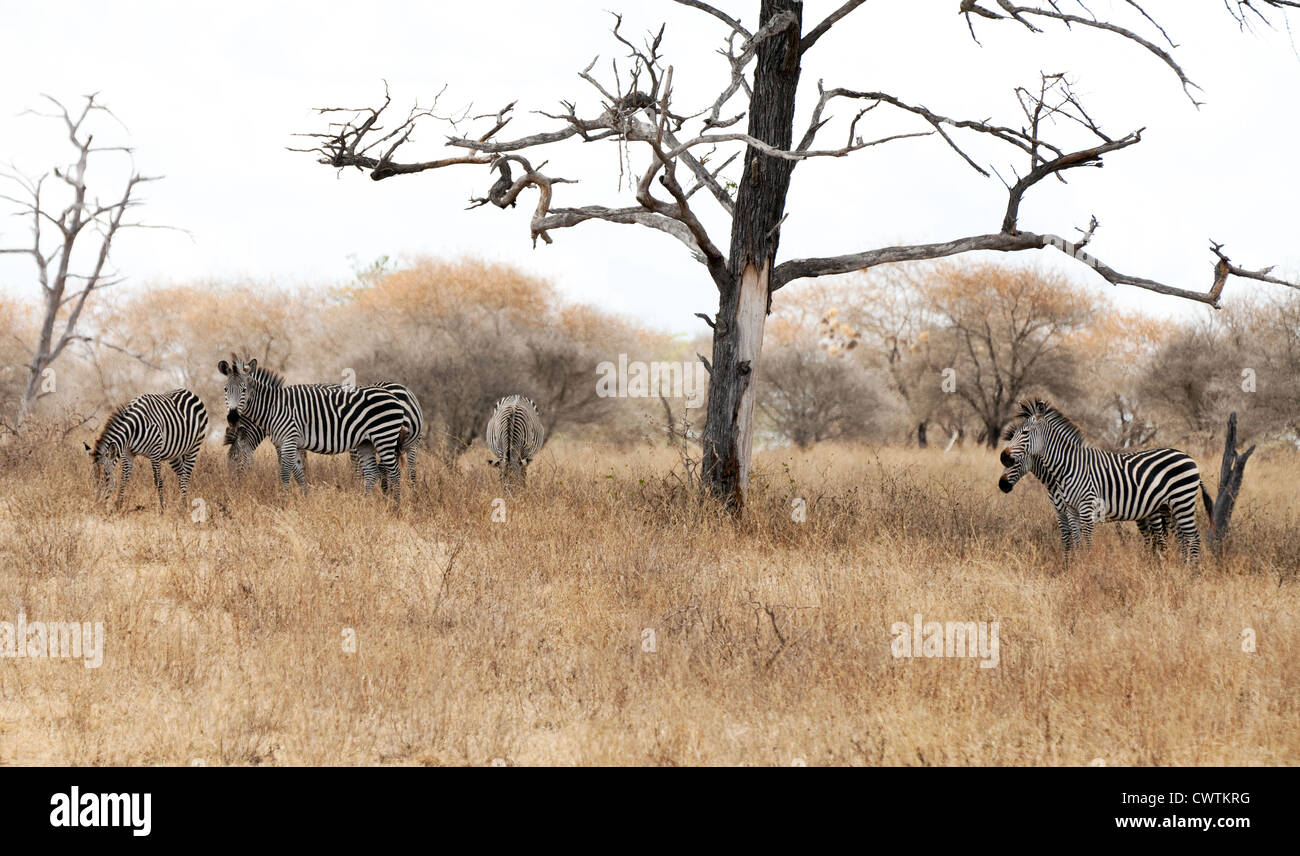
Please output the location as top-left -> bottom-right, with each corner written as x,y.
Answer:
0,436 -> 1297,766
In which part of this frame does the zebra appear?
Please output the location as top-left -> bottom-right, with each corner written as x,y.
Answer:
998,399 -> 1214,560
224,382 -> 423,488
223,412 -> 271,480
83,388 -> 208,511
485,395 -> 545,485
217,355 -> 409,502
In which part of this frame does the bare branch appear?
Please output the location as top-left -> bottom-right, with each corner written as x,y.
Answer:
800,0 -> 871,53
670,0 -> 751,38
771,229 -> 1300,306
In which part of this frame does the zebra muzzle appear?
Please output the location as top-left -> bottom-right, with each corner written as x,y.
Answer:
998,473 -> 1015,493
999,448 -> 1015,467
227,409 -> 240,425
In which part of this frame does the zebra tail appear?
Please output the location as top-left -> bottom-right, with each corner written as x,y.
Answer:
1201,482 -> 1216,534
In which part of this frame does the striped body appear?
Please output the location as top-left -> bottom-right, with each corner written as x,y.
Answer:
87,388 -> 208,511
485,395 -> 545,484
218,357 -> 408,502
998,400 -> 1209,560
225,381 -> 423,488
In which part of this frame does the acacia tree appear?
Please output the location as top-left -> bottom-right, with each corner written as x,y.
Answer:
298,0 -> 1299,510
0,94 -> 159,429
923,263 -> 1097,446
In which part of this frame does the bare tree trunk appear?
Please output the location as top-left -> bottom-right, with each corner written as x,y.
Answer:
1,95 -> 156,431
700,0 -> 803,511
916,420 -> 928,448
1207,411 -> 1255,544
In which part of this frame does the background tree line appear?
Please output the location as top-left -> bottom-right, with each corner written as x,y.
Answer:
2,255 -> 1297,458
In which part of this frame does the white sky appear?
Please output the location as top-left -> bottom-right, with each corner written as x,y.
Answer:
1,1 -> 1297,334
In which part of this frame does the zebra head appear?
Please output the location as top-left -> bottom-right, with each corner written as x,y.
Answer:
217,353 -> 258,424
998,400 -> 1049,493
223,412 -> 260,478
84,435 -> 121,504
998,399 -> 1081,493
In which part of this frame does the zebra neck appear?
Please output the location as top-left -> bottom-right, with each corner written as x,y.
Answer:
1030,440 -> 1091,490
242,384 -> 281,430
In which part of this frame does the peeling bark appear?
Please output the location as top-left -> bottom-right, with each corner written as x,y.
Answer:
699,0 -> 803,511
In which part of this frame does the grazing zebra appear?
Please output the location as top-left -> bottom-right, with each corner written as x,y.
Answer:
998,399 -> 1214,560
84,388 -> 208,511
217,355 -> 409,502
485,395 -> 545,484
223,413 -> 270,480
224,382 -> 423,488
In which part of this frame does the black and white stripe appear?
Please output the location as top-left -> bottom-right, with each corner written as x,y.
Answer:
998,399 -> 1213,560
485,395 -> 545,484
218,356 -> 409,502
85,388 -> 208,511
224,381 -> 423,488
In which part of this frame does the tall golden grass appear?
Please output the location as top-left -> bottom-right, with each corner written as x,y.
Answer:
0,435 -> 1296,765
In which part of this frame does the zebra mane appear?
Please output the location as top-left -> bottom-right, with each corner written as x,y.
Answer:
1010,398 -> 1084,445
495,394 -> 540,415
248,364 -> 285,389
92,403 -> 131,455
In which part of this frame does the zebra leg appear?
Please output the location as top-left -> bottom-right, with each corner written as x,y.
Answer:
1056,510 -> 1075,557
1171,498 -> 1201,562
151,459 -> 166,512
1079,515 -> 1096,548
1063,506 -> 1085,555
171,453 -> 196,501
292,450 -> 307,491
279,444 -> 306,492
1153,507 -> 1173,552
1136,517 -> 1156,551
115,456 -> 133,511
406,445 -> 417,490
356,444 -> 379,494
379,445 -> 401,505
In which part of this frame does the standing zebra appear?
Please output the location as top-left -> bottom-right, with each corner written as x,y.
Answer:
998,399 -> 1214,560
224,382 -> 423,488
485,395 -> 545,485
84,388 -> 208,511
218,355 -> 409,503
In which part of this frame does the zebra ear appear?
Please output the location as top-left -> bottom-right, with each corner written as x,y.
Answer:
217,360 -> 230,376
247,358 -> 258,372
83,442 -> 92,454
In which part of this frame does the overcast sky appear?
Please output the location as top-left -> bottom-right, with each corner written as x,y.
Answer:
1,1 -> 1297,333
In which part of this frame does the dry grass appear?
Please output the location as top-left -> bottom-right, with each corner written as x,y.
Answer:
0,435 -> 1297,766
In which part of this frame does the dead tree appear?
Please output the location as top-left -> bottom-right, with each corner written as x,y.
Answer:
296,1 -> 1300,511
1206,411 -> 1256,545
0,94 -> 160,429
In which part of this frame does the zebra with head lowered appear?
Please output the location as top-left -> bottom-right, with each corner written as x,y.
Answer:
224,382 -> 424,489
217,355 -> 409,502
998,399 -> 1214,560
485,395 -> 545,485
84,388 -> 208,511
